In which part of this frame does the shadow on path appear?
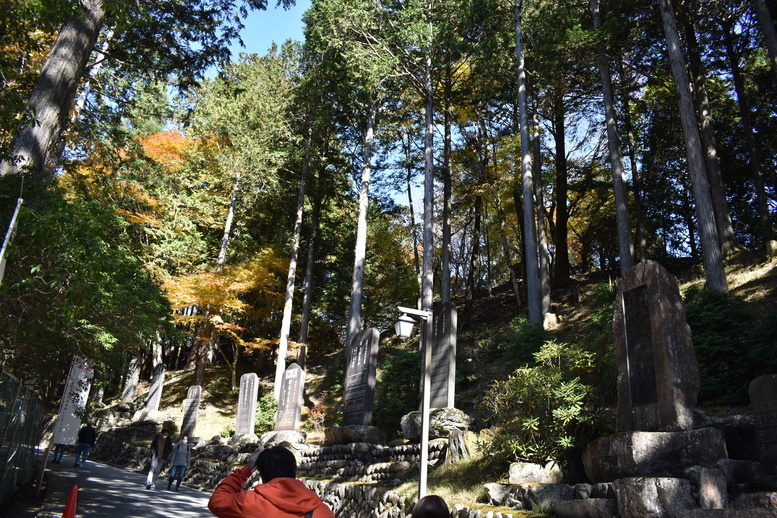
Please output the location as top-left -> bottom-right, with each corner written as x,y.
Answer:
42,454 -> 214,517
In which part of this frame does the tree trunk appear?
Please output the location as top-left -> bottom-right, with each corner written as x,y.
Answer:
722,17 -> 774,250
422,45 -> 435,312
0,0 -> 105,179
217,172 -> 241,270
405,133 -> 422,295
515,0 -> 542,325
551,99 -> 571,288
680,2 -> 739,256
299,193 -> 321,345
346,99 -> 375,342
274,142 -> 310,399
465,195 -> 482,312
616,58 -> 647,261
658,0 -> 728,292
532,111 -> 551,315
754,0 -> 777,82
441,67 -> 453,303
590,0 -> 634,275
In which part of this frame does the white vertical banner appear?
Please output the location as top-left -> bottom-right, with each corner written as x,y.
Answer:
51,356 -> 94,445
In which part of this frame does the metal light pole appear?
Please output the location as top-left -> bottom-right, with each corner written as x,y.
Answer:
395,306 -> 433,499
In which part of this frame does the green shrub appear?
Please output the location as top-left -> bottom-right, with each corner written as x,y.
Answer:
480,340 -> 603,466
478,316 -> 551,369
254,393 -> 278,435
373,349 -> 421,437
684,288 -> 762,405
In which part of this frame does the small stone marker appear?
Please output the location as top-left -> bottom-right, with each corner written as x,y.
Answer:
121,358 -> 140,403
275,363 -> 305,431
145,364 -> 166,411
342,328 -> 380,426
613,260 -> 699,432
181,385 -> 201,438
235,373 -> 259,435
52,356 -> 94,446
749,374 -> 777,473
430,302 -> 457,409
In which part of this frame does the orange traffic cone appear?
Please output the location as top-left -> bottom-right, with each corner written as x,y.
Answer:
62,484 -> 78,518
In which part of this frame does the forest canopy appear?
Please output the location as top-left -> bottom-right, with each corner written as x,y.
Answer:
0,0 -> 775,400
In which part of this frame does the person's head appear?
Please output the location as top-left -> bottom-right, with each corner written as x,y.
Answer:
411,495 -> 451,518
181,436 -> 188,444
256,446 -> 297,483
86,420 -> 94,427
161,429 -> 169,437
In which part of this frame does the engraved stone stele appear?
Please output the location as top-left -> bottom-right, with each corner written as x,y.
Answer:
121,358 -> 140,403
430,302 -> 457,409
342,328 -> 380,426
51,356 -> 94,446
145,364 -> 166,411
275,363 -> 305,431
181,385 -> 201,438
749,374 -> 777,474
613,260 -> 699,432
235,373 -> 259,435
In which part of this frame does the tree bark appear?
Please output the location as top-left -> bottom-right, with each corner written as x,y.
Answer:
551,99 -> 571,287
422,41 -> 435,312
441,67 -> 453,303
216,172 -> 241,270
274,141 -> 309,399
515,0 -> 542,325
722,16 -> 774,249
679,1 -> 739,256
658,0 -> 728,292
346,99 -> 375,342
590,0 -> 634,275
532,112 -> 551,315
299,193 -> 321,345
0,0 -> 105,179
754,0 -> 777,82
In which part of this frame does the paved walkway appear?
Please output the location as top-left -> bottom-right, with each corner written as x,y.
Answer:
38,454 -> 214,517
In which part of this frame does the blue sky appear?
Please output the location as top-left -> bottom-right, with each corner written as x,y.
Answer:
230,0 -> 312,57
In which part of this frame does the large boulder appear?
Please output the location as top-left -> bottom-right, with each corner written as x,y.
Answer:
401,408 -> 471,441
131,409 -> 169,424
260,430 -> 306,447
612,477 -> 695,518
509,461 -> 564,484
583,428 -> 727,482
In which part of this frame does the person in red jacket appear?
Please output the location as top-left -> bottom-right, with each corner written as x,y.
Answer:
208,446 -> 335,518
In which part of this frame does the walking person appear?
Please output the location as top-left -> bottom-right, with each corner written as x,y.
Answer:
208,445 -> 335,518
146,428 -> 172,490
51,443 -> 67,464
74,421 -> 96,468
167,435 -> 191,492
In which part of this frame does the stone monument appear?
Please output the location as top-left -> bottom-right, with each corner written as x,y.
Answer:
583,260 -> 727,486
342,328 -> 380,426
181,385 -> 201,438
430,302 -> 457,409
51,356 -> 94,447
275,363 -> 305,431
749,374 -> 777,474
145,364 -> 166,411
235,373 -> 259,435
612,260 -> 699,432
121,358 -> 140,403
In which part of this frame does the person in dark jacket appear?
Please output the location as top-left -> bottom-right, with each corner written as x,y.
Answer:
167,436 -> 191,492
146,428 -> 172,490
208,446 -> 335,518
74,421 -> 96,468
